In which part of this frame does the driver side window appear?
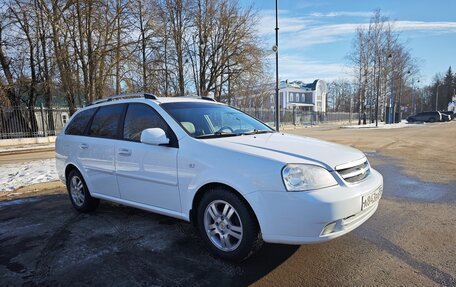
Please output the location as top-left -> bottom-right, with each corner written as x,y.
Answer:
123,103 -> 171,142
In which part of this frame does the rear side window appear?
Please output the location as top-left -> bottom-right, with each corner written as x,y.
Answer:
89,104 -> 124,138
65,108 -> 96,135
123,103 -> 170,142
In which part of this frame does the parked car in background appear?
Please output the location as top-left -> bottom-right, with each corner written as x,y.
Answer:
56,93 -> 383,261
440,113 -> 451,122
407,111 -> 442,123
441,111 -> 454,121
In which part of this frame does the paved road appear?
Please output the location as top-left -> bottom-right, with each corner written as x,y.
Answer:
0,155 -> 455,286
1,123 -> 455,286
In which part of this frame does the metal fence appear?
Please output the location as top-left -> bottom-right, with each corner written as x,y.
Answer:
0,106 -> 70,139
237,108 -> 360,127
0,105 -> 361,139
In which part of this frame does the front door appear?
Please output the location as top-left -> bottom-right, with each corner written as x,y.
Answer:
115,103 -> 181,212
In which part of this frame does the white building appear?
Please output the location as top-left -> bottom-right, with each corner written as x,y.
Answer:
278,80 -> 327,112
230,79 -> 328,113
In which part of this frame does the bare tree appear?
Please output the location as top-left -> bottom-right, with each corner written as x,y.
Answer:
1,0 -> 267,112
348,10 -> 419,124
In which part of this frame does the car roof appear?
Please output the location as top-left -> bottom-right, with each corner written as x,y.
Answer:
85,96 -> 223,110
155,96 -> 220,104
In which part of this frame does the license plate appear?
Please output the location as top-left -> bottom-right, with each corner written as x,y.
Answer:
362,186 -> 382,210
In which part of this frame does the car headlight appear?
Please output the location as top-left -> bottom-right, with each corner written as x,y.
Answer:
282,164 -> 338,191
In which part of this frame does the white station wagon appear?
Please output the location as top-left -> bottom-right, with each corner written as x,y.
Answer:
56,93 -> 383,261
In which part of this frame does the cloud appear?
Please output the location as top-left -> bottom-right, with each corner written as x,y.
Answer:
280,23 -> 364,49
256,10 -> 456,82
265,55 -> 349,82
256,10 -> 314,36
281,20 -> 456,49
257,10 -> 456,49
308,11 -> 373,18
394,21 -> 456,32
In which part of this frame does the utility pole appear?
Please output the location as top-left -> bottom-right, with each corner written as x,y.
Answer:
388,53 -> 394,124
274,0 -> 280,131
375,55 -> 380,127
436,83 -> 442,110
349,93 -> 353,125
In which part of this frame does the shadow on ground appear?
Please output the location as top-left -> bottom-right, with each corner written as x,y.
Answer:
0,194 -> 298,286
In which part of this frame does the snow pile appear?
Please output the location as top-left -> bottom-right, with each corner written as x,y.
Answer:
342,121 -> 410,129
0,159 -> 58,192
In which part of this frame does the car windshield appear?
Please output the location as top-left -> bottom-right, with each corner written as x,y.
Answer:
160,102 -> 274,138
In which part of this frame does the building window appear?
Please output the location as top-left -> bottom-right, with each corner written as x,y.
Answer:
305,93 -> 312,103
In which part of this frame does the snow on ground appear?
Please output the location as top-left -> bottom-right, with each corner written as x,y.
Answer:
341,121 -> 411,129
0,159 -> 58,192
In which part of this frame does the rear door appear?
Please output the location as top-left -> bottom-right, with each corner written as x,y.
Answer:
80,104 -> 125,198
59,108 -> 97,181
115,103 -> 180,212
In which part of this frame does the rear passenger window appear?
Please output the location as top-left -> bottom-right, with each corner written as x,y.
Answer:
123,103 -> 170,142
65,108 -> 96,135
89,104 -> 124,138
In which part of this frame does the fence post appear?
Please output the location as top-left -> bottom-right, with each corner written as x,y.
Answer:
40,103 -> 47,137
292,106 -> 296,126
0,108 -> 3,139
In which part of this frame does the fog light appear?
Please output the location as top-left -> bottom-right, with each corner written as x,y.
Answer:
321,221 -> 337,236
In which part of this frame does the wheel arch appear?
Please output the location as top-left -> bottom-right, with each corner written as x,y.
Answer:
65,163 -> 79,184
189,182 -> 260,230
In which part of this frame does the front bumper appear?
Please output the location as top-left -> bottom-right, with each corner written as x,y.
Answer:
245,168 -> 383,244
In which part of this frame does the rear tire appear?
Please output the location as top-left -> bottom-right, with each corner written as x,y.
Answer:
67,169 -> 99,213
197,187 -> 263,261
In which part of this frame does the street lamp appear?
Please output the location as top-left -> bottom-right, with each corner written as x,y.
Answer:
411,79 -> 420,115
274,0 -> 280,131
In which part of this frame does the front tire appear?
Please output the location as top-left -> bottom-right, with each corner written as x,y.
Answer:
67,169 -> 99,213
197,187 -> 263,261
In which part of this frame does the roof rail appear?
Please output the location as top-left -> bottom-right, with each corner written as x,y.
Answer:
174,95 -> 217,102
201,96 -> 216,102
90,93 -> 158,105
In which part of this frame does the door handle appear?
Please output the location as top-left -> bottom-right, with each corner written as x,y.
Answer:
80,143 -> 89,149
118,148 -> 132,156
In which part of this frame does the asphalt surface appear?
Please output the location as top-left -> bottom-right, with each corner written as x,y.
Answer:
1,122 -> 456,286
0,154 -> 455,286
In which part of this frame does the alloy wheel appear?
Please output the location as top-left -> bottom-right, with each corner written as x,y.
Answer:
204,200 -> 243,252
70,175 -> 85,207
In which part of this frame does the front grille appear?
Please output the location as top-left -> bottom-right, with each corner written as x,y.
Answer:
336,159 -> 370,183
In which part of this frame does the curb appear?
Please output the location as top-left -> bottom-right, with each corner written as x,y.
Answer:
0,146 -> 55,156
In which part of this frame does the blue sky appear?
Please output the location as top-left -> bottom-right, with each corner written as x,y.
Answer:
246,0 -> 456,86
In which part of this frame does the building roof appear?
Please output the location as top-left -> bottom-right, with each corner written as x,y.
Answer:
281,79 -> 321,90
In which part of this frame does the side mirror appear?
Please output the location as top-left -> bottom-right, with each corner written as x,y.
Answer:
140,128 -> 170,146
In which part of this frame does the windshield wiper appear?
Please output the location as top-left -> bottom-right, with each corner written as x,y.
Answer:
240,129 -> 274,135
195,132 -> 239,139
195,129 -> 273,139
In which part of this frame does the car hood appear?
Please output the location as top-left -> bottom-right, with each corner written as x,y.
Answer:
204,132 -> 366,170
